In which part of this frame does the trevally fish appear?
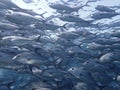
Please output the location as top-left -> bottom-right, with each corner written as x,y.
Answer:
41,68 -> 68,81
86,43 -> 110,50
68,67 -> 97,86
23,0 -> 33,3
110,30 -> 120,38
35,22 -> 67,30
100,52 -> 120,63
12,52 -> 54,66
58,31 -> 79,40
5,11 -> 43,25
72,82 -> 92,90
59,14 -> 93,23
91,12 -> 120,19
93,38 -> 120,45
0,36 -> 33,46
49,3 -> 82,13
0,22 -> 19,31
95,5 -> 115,12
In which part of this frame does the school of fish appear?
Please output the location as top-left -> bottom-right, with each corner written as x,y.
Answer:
0,0 -> 120,90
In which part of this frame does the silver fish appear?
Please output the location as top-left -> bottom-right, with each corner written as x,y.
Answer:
49,3 -> 82,13
13,52 -> 53,66
100,52 -> 120,63
0,36 -> 33,46
95,5 -> 115,12
0,22 -> 19,30
91,12 -> 120,19
35,22 -> 67,30
5,11 -> 43,25
59,14 -> 93,23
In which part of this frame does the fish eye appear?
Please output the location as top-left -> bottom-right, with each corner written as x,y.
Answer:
69,16 -> 72,18
86,61 -> 89,63
49,72 -> 53,75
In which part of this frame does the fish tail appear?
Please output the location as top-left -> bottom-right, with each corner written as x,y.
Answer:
62,23 -> 67,29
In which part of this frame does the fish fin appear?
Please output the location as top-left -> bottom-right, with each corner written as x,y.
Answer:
62,23 -> 67,29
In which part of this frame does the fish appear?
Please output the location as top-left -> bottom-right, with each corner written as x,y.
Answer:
72,82 -> 92,90
83,59 -> 110,72
59,14 -> 93,24
86,43 -> 110,50
0,21 -> 19,31
68,67 -> 97,86
91,71 -> 114,88
95,5 -> 115,12
91,12 -> 120,19
49,3 -> 83,13
100,52 -> 120,63
12,52 -> 54,66
5,11 -> 43,25
23,0 -> 33,3
58,31 -> 79,40
41,68 -> 68,81
110,31 -> 120,38
35,22 -> 67,30
92,38 -> 120,45
0,36 -> 33,46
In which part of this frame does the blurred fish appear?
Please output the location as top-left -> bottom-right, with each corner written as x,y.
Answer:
91,71 -> 114,88
100,52 -> 120,63
110,31 -> 120,38
95,5 -> 115,12
91,12 -> 120,19
0,46 -> 22,55
86,43 -> 110,50
0,22 -> 19,31
26,81 -> 54,90
5,11 -> 43,25
83,60 -> 110,72
13,52 -> 54,66
35,22 -> 67,30
58,31 -> 79,40
41,68 -> 68,81
68,67 -> 97,86
23,0 -> 33,3
59,14 -> 93,24
0,36 -> 33,46
72,82 -> 92,90
93,38 -> 120,45
49,3 -> 83,13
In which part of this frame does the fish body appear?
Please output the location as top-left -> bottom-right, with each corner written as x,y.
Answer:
0,22 -> 19,30
49,3 -> 81,13
35,22 -> 67,30
91,12 -> 120,19
59,14 -> 93,24
95,5 -> 115,12
5,11 -> 42,25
